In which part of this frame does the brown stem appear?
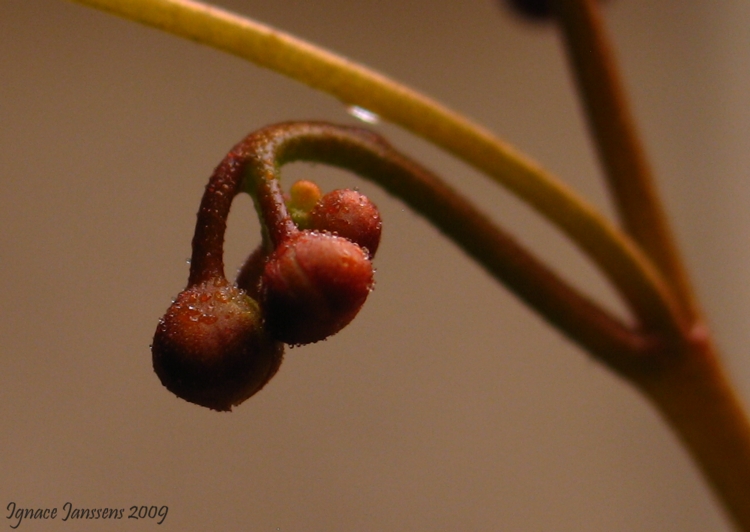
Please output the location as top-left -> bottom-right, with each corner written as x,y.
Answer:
72,0 -> 685,339
187,153 -> 244,285
187,144 -> 295,286
551,2 -> 750,527
638,330 -> 750,531
551,0 -> 698,321
249,170 -> 299,248
234,121 -> 658,369
239,124 -> 750,528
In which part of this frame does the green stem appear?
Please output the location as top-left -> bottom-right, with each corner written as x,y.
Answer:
68,0 -> 684,336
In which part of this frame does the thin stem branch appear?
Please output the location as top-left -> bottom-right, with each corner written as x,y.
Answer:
552,2 -> 750,528
233,122 -> 658,369
187,152 -> 244,285
187,136 -> 296,286
552,0 -> 699,321
244,160 -> 299,248
69,0 -> 684,336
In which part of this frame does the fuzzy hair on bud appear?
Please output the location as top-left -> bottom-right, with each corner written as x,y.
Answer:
152,279 -> 283,411
308,189 -> 382,258
261,231 -> 374,345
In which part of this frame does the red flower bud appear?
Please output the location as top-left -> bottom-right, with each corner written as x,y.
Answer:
261,231 -> 374,345
308,189 -> 382,258
152,278 -> 283,411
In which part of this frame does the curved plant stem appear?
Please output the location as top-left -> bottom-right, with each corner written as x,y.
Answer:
68,0 -> 684,336
551,1 -> 750,528
63,1 -> 750,528
552,0 -> 699,321
186,152 -> 242,285
231,122 -> 657,369
186,139 -> 296,287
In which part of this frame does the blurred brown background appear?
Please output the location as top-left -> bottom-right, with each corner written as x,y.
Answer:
2,0 -> 749,530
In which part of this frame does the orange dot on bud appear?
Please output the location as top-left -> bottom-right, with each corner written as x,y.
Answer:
289,180 -> 322,212
287,180 -> 323,228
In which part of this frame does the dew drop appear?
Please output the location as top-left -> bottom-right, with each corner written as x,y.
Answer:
215,290 -> 229,303
186,308 -> 202,322
199,314 -> 218,325
346,105 -> 380,125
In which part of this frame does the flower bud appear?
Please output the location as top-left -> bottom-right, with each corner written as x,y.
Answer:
308,189 -> 382,258
261,231 -> 374,345
152,278 -> 283,411
235,244 -> 268,300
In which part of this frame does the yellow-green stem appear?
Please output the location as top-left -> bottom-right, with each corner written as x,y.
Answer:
68,0 -> 684,335
65,1 -> 750,528
552,0 -> 699,321
552,2 -> 750,528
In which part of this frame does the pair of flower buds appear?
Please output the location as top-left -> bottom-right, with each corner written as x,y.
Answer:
152,173 -> 382,412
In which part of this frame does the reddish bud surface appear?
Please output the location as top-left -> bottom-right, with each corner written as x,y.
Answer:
261,231 -> 374,345
235,244 -> 268,300
308,189 -> 382,257
152,278 -> 283,411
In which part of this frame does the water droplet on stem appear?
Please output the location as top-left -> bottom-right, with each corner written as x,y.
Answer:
346,105 -> 380,125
